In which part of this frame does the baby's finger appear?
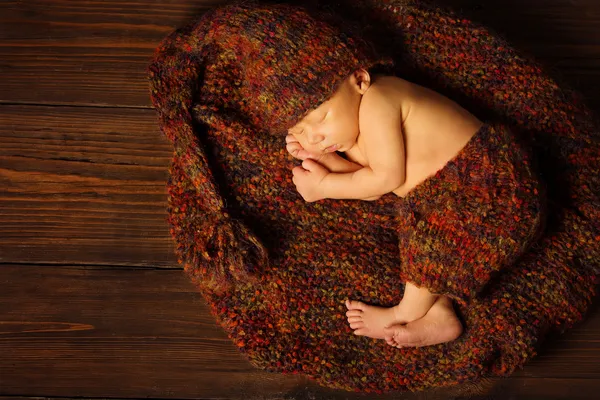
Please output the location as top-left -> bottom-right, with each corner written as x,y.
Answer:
302,158 -> 326,173
296,148 -> 314,160
287,148 -> 306,160
286,141 -> 302,153
285,134 -> 298,144
292,165 -> 308,176
287,144 -> 313,160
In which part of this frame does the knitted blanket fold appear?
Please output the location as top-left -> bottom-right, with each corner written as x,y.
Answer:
149,0 -> 600,393
397,122 -> 546,308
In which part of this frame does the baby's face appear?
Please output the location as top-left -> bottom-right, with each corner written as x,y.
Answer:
287,70 -> 370,155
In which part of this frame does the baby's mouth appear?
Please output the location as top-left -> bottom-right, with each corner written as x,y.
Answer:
323,144 -> 339,153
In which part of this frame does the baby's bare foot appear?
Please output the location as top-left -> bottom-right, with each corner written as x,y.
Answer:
383,296 -> 463,348
345,299 -> 405,339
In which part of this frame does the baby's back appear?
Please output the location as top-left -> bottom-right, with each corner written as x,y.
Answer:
348,75 -> 483,197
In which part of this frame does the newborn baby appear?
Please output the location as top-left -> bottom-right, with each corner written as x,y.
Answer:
286,68 -> 483,348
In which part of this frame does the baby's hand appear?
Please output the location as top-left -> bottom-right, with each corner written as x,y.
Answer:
285,134 -> 314,160
292,159 -> 329,202
286,134 -> 340,169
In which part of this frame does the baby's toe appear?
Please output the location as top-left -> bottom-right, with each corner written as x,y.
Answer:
346,300 -> 366,311
349,321 -> 365,329
346,309 -> 362,317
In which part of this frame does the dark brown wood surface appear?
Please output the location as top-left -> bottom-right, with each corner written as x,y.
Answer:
1,0 -> 599,399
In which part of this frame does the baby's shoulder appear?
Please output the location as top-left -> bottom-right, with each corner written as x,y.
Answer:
367,74 -> 415,102
359,75 -> 414,129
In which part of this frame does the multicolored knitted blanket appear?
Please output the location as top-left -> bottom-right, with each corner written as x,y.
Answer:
148,0 -> 600,393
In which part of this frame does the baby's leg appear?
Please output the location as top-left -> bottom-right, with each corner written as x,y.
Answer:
395,281 -> 439,321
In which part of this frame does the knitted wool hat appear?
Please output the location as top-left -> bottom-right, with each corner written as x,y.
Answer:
149,0 -> 394,291
149,0 -> 600,393
195,2 -> 395,136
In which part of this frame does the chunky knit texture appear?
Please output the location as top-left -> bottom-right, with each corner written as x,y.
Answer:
148,0 -> 600,393
398,122 -> 546,307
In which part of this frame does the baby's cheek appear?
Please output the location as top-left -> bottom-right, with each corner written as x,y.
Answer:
295,136 -> 310,149
300,138 -> 320,152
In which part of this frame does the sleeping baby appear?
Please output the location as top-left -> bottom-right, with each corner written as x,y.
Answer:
285,68 -> 486,347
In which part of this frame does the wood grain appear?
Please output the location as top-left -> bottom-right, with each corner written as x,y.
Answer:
1,0 -> 599,110
2,0 -> 600,399
0,105 -> 176,266
2,265 -> 599,399
0,0 -> 215,107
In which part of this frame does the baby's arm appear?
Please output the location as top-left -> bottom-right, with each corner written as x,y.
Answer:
316,153 -> 362,174
321,88 -> 406,199
313,155 -> 385,201
286,135 -> 381,200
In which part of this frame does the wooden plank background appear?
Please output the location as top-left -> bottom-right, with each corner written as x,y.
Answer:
1,0 -> 599,399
